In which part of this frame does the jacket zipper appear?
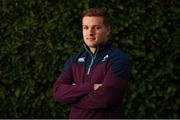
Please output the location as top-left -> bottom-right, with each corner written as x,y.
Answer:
83,44 -> 99,75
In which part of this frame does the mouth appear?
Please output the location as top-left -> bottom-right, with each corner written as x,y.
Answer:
86,37 -> 96,41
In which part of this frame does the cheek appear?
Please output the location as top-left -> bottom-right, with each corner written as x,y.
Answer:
82,31 -> 86,37
97,32 -> 106,39
83,30 -> 88,36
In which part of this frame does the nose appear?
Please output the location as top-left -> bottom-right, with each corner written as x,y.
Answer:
88,28 -> 95,36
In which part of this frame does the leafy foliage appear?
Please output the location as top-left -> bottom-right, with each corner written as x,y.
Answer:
0,0 -> 179,118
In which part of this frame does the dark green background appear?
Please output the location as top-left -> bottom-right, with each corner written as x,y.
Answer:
0,0 -> 179,118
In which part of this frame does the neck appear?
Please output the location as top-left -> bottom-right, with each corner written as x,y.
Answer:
90,47 -> 96,54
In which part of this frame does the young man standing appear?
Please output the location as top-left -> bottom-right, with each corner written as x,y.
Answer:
53,8 -> 131,119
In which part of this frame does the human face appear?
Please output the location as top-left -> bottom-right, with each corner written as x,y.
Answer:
82,16 -> 110,53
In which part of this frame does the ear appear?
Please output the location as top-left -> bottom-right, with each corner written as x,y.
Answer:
106,26 -> 111,36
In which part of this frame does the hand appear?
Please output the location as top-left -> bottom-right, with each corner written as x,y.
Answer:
94,84 -> 102,90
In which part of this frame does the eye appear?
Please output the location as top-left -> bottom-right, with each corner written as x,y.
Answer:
95,26 -> 101,30
83,26 -> 88,30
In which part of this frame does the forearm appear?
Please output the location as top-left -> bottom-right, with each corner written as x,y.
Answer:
53,82 -> 93,104
72,78 -> 128,109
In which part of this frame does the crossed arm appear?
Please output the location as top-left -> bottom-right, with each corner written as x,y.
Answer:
73,83 -> 102,90
53,69 -> 103,104
53,68 -> 128,109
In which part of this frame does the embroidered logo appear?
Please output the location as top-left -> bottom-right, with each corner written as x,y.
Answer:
78,57 -> 85,62
102,54 -> 109,62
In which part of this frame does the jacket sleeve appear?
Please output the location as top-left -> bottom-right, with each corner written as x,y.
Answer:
53,56 -> 93,104
72,53 -> 131,109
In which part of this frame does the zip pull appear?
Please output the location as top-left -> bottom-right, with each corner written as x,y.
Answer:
87,47 -> 99,75
87,56 -> 94,75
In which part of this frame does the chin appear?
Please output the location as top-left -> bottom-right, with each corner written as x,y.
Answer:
85,42 -> 94,46
86,44 -> 96,48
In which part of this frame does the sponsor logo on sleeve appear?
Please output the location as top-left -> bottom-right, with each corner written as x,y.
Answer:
78,57 -> 85,62
102,54 -> 109,62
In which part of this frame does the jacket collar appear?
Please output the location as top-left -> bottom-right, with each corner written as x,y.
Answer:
83,41 -> 111,55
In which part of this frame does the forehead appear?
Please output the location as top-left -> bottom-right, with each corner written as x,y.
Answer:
82,16 -> 104,25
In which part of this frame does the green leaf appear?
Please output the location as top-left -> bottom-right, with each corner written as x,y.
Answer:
15,89 -> 21,97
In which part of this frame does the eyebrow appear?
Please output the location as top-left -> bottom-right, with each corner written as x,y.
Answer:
82,25 -> 102,26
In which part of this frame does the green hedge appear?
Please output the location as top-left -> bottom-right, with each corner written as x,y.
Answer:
0,0 -> 179,118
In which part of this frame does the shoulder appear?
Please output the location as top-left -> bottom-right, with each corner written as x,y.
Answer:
108,47 -> 131,80
63,51 -> 84,70
109,48 -> 130,63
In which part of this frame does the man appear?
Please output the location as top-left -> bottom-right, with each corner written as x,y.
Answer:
53,8 -> 131,119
